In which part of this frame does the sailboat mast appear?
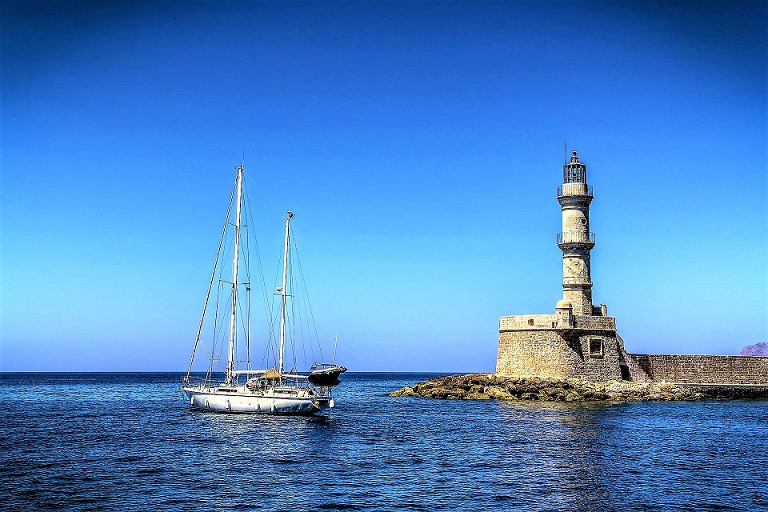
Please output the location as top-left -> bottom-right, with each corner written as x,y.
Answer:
226,164 -> 244,384
278,210 -> 294,375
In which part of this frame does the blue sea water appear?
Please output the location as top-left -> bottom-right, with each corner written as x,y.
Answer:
1,372 -> 767,512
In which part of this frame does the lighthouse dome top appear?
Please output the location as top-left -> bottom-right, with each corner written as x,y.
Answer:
563,149 -> 587,184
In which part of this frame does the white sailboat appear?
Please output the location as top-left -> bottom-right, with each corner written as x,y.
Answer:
181,164 -> 346,414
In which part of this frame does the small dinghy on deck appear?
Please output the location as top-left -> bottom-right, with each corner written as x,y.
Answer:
309,364 -> 348,387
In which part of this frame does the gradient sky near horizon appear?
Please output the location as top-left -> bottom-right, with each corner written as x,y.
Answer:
1,1 -> 766,372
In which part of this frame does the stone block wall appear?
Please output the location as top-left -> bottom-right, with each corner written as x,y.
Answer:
497,315 -> 624,381
626,354 -> 768,385
497,330 -> 572,378
497,316 -> 768,385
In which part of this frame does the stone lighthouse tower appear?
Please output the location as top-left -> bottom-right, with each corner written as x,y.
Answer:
557,150 -> 596,316
497,149 -> 623,381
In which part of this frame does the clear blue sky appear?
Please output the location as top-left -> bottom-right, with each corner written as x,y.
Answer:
1,1 -> 766,372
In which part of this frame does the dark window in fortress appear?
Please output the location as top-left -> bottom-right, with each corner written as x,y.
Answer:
589,338 -> 604,357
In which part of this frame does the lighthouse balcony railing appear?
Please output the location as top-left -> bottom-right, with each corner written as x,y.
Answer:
557,184 -> 593,197
557,232 -> 596,245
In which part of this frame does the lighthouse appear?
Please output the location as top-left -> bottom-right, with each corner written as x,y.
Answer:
497,149 -> 622,381
557,150 -> 596,316
495,149 -> 768,385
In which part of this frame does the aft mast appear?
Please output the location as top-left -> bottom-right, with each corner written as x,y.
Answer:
278,210 -> 294,375
226,164 -> 244,384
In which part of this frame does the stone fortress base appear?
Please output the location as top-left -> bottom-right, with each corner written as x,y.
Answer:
497,311 -> 768,385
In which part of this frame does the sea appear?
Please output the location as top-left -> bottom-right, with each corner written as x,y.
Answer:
1,372 -> 766,512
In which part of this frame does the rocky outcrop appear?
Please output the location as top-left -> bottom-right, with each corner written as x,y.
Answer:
389,373 -> 768,402
741,342 -> 768,356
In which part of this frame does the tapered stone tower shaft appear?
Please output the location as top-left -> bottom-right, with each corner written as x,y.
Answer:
557,150 -> 595,316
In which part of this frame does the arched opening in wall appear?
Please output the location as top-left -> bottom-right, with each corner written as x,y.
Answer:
620,364 -> 631,381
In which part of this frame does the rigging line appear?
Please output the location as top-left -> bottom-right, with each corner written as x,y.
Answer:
203,207 -> 236,375
203,279 -> 233,374
268,247 -> 285,361
237,287 -> 251,367
263,294 -> 277,367
185,174 -> 238,379
239,195 -> 253,371
264,318 -> 277,369
290,238 -> 305,361
262,276 -> 278,369
246,275 -> 252,371
290,241 -> 311,367
255,237 -> 274,333
292,238 -> 325,362
297,273 -> 310,368
264,229 -> 285,364
242,180 -> 276,353
294,238 -> 316,364
208,284 -> 231,375
292,259 -> 303,371
210,231 -> 235,375
287,253 -> 297,371
262,298 -> 282,371
244,169 -> 284,218
292,259 -> 307,367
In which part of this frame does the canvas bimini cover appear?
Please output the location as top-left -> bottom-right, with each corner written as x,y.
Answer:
263,368 -> 281,380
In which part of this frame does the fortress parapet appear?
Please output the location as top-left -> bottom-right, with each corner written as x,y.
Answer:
499,313 -> 615,332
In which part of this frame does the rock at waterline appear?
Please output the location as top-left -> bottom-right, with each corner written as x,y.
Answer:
389,374 -> 768,402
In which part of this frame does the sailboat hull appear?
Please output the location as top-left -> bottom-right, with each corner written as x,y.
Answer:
182,387 -> 319,414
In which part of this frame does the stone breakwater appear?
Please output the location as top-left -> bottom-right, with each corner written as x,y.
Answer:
389,374 -> 768,402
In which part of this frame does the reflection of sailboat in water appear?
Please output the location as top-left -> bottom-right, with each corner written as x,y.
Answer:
181,164 -> 346,414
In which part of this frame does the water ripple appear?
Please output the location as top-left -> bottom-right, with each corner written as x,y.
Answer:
1,373 -> 766,511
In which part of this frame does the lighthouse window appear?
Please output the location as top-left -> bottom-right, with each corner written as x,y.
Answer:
564,166 -> 585,183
